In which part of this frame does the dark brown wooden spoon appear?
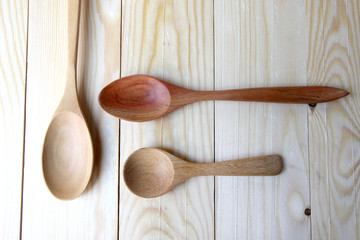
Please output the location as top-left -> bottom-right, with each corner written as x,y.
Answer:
99,74 -> 349,122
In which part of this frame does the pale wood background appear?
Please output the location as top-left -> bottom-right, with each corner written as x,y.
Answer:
1,0 -> 359,239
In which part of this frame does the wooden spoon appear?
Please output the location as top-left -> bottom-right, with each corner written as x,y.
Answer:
123,148 -> 282,198
98,74 -> 349,122
42,0 -> 93,200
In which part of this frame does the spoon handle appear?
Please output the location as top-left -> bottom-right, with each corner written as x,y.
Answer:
58,0 -> 81,113
199,86 -> 349,104
193,155 -> 282,176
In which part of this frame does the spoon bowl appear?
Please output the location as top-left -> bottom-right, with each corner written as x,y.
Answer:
123,148 -> 283,198
99,75 -> 171,122
99,75 -> 349,122
124,148 -> 174,198
43,112 -> 92,200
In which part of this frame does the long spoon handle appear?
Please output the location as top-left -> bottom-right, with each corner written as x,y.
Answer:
59,0 -> 81,112
198,86 -> 349,104
191,155 -> 283,176
66,0 -> 80,71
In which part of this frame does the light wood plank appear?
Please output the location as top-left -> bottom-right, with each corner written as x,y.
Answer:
214,1 -> 276,238
272,1 -> 310,237
214,0 -> 310,239
347,0 -> 360,237
119,0 -> 214,239
306,0 -> 329,238
161,0 -> 214,238
0,0 -> 28,239
308,0 -> 359,238
119,1 -> 165,239
214,1 -> 267,238
22,0 -> 120,238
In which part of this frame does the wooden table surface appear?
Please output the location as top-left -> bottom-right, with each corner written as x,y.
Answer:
1,0 -> 359,239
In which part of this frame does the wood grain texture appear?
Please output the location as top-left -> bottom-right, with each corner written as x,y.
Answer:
119,0 -> 214,239
306,0 -> 329,239
347,1 -> 360,237
272,1 -> 311,238
22,0 -> 120,238
1,0 -> 360,239
0,0 -> 27,238
214,0 -> 310,239
307,0 -> 360,239
161,1 -> 214,238
119,1 -> 166,239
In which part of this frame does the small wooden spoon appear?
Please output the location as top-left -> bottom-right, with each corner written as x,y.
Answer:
98,74 -> 349,122
42,0 -> 93,200
123,148 -> 282,198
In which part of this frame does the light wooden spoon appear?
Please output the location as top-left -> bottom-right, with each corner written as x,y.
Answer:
42,0 -> 93,200
123,148 -> 282,198
98,74 -> 349,122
